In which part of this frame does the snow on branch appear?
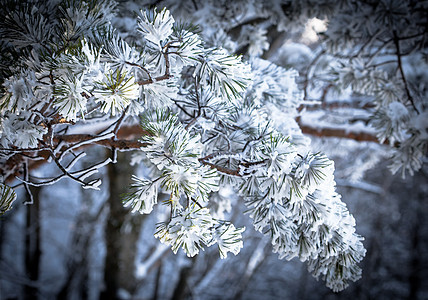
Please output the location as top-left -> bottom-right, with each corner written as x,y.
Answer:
0,2 -> 373,292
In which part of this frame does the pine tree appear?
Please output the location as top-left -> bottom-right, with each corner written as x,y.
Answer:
1,0 -> 425,293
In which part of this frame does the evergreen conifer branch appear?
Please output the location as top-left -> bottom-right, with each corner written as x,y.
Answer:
10,1 -> 428,292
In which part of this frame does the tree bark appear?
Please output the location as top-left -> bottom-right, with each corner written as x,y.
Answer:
24,186 -> 41,300
118,213 -> 144,295
408,222 -> 420,300
153,262 -> 163,300
171,258 -> 196,300
408,196 -> 423,300
56,189 -> 103,300
100,151 -> 142,299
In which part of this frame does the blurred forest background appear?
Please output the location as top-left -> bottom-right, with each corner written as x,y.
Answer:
2,142 -> 427,299
1,0 -> 428,299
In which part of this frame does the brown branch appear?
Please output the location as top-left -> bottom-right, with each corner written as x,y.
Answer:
241,159 -> 268,168
53,134 -> 146,150
299,101 -> 376,111
137,42 -> 173,85
198,159 -> 241,176
227,17 -> 269,38
3,113 -> 394,184
299,123 -> 382,143
1,127 -> 149,183
125,61 -> 152,80
137,74 -> 172,85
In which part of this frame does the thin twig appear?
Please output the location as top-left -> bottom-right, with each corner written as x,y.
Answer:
137,74 -> 172,85
393,30 -> 419,113
125,61 -> 152,80
303,49 -> 326,101
355,29 -> 383,57
113,106 -> 129,136
173,100 -> 194,118
58,132 -> 115,161
48,149 -> 90,187
198,159 -> 240,176
185,78 -> 202,130
22,162 -> 34,205
138,41 -> 173,85
54,133 -> 146,149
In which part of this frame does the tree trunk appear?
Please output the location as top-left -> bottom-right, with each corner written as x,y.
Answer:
408,196 -> 423,300
24,186 -> 41,300
119,213 -> 144,295
233,239 -> 268,300
56,189 -> 103,300
100,151 -> 142,299
0,210 -> 8,265
153,262 -> 163,300
171,258 -> 196,300
297,263 -> 308,300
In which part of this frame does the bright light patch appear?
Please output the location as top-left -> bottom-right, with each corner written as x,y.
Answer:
300,18 -> 327,44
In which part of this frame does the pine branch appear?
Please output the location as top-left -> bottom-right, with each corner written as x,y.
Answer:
2,119 -> 391,185
393,30 -> 419,114
54,134 -> 147,150
137,41 -> 174,85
